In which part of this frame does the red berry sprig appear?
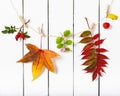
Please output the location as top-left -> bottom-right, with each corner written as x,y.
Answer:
1,19 -> 30,41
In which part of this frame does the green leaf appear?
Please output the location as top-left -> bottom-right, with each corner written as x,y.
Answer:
2,30 -> 8,34
80,30 -> 91,37
80,37 -> 93,43
9,29 -> 14,33
25,35 -> 30,38
63,30 -> 71,37
65,40 -> 72,45
56,37 -> 63,44
65,47 -> 71,52
57,44 -> 63,49
23,32 -> 30,38
1,26 -> 17,34
5,26 -> 10,30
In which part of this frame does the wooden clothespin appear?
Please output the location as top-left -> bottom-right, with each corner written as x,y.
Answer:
105,0 -> 114,18
90,23 -> 96,32
19,15 -> 28,28
38,24 -> 46,37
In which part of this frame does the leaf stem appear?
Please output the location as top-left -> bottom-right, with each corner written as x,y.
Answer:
60,32 -> 66,48
85,17 -> 90,29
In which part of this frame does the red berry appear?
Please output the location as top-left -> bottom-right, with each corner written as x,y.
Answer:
15,32 -> 21,41
15,35 -> 19,41
20,33 -> 25,40
103,22 -> 110,29
17,32 -> 21,36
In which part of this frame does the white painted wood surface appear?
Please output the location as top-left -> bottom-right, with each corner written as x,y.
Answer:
0,0 -> 120,96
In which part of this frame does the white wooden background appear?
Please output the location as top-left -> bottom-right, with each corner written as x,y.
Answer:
0,0 -> 120,96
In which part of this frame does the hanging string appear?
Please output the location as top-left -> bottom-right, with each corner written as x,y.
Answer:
10,0 -> 19,16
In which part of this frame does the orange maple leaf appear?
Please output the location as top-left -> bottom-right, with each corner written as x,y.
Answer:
17,43 -> 60,80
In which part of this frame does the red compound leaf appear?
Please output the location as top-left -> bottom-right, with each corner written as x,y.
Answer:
80,30 -> 109,81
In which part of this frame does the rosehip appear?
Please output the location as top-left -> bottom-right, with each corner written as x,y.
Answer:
15,35 -> 19,41
17,32 -> 21,36
15,32 -> 21,41
103,22 -> 110,29
20,33 -> 25,40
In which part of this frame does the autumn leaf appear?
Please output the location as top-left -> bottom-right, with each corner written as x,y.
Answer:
17,43 -> 60,80
92,71 -> 97,81
92,34 -> 100,40
81,48 -> 96,55
82,53 -> 96,59
96,48 -> 108,53
80,30 -> 91,37
82,58 -> 97,65
95,39 -> 104,46
97,54 -> 109,59
80,37 -> 93,43
82,43 -> 94,51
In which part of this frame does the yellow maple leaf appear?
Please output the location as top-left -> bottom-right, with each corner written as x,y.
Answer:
17,43 -> 60,81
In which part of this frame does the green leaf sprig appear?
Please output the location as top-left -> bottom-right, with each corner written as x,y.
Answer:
2,26 -> 16,34
56,30 -> 73,52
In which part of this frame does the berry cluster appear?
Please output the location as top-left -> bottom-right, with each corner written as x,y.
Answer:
15,31 -> 30,41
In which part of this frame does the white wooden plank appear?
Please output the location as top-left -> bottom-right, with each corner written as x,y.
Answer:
74,0 -> 98,95
49,0 -> 73,95
0,0 -> 23,96
100,0 -> 120,96
23,0 -> 48,96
